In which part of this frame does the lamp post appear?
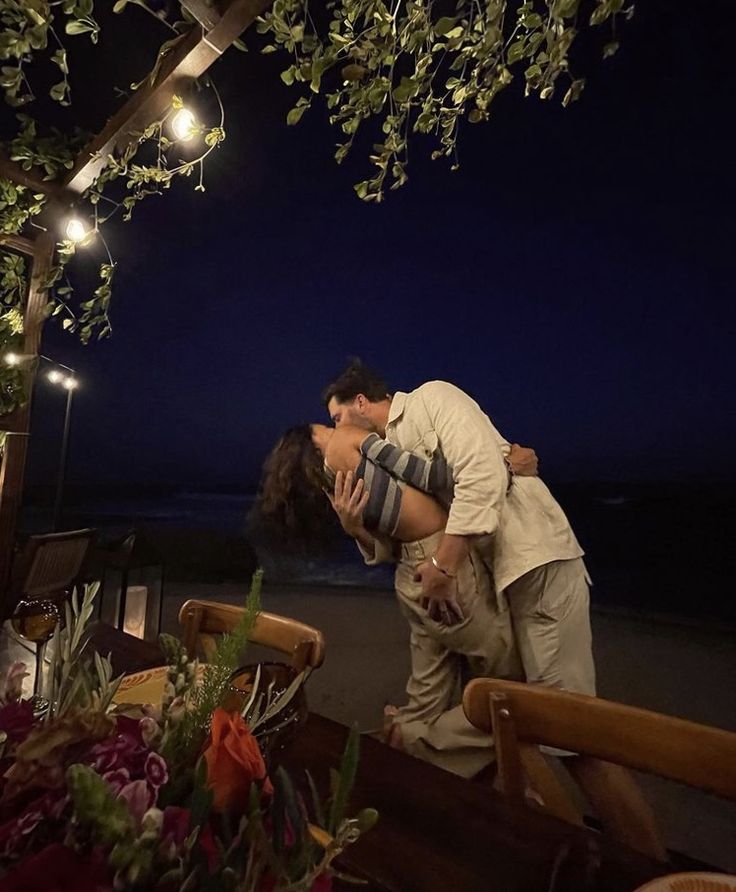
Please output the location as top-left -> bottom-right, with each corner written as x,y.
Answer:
2,352 -> 80,532
42,358 -> 78,532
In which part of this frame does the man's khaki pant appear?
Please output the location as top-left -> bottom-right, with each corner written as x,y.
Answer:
392,530 -> 524,778
504,557 -> 596,696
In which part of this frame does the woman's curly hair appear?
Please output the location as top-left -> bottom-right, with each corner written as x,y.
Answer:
254,425 -> 337,551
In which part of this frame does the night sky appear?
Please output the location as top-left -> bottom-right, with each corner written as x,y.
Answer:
25,0 -> 736,489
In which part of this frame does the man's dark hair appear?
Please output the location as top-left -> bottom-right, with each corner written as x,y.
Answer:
322,358 -> 389,406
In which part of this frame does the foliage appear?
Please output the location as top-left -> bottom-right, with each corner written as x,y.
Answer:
0,0 -> 100,108
162,568 -> 263,774
0,574 -> 376,890
0,0 -> 631,389
257,0 -> 632,201
0,4 -> 227,389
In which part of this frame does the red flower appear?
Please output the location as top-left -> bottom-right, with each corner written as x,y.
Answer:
1,842 -> 111,892
310,875 -> 333,892
198,823 -> 219,872
203,709 -> 271,814
161,806 -> 191,848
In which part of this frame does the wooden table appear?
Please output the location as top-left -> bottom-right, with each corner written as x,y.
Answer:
87,624 -> 670,892
282,714 -> 670,892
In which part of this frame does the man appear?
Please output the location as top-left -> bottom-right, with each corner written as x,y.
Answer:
323,361 -> 595,760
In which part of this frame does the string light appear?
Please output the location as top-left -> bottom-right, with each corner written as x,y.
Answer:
171,107 -> 197,141
62,377 -> 78,390
65,218 -> 89,243
47,369 -> 63,384
4,352 -> 19,366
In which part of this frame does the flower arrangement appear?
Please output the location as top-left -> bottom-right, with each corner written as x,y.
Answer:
0,574 -> 376,890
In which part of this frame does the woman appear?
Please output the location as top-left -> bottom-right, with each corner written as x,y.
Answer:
257,423 -> 522,777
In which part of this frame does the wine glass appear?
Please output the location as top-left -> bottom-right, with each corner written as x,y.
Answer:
11,598 -> 61,715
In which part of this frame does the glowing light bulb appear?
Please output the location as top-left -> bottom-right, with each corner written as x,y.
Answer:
171,107 -> 197,141
62,377 -> 78,390
65,218 -> 88,243
47,369 -> 63,384
4,352 -> 19,366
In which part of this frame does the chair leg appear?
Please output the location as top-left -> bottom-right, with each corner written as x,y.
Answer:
566,757 -> 668,862
518,744 -> 585,826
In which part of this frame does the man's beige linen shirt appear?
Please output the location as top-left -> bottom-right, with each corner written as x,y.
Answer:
362,381 -> 583,591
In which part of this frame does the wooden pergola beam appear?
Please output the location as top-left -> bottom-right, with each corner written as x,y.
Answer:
0,233 -> 36,256
64,0 -> 269,195
0,151 -> 62,198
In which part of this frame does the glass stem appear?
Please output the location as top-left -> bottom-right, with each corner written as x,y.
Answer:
34,640 -> 48,700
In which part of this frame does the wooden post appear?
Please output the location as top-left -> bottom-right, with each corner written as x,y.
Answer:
0,231 -> 55,593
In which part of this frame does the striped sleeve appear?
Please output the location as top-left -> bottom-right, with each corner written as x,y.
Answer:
357,455 -> 402,537
360,433 -> 453,496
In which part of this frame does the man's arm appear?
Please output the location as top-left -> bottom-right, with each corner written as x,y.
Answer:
413,382 -> 510,623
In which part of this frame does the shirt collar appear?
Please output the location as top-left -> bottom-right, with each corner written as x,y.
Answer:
387,391 -> 407,427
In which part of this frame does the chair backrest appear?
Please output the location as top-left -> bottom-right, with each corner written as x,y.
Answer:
4,528 -> 96,618
463,678 -> 736,801
178,598 -> 326,672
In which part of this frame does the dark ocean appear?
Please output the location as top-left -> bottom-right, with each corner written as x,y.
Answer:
20,481 -> 736,624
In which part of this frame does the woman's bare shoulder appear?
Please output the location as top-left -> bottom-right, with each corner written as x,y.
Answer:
324,426 -> 365,472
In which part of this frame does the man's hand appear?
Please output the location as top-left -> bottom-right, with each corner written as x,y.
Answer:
414,560 -> 465,625
508,443 -> 538,477
325,470 -> 369,539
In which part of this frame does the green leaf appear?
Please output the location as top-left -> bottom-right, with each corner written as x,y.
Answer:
603,41 -> 619,58
328,723 -> 360,834
113,0 -> 128,11
65,19 -> 95,37
434,17 -> 458,36
286,104 -> 308,126
507,40 -> 526,63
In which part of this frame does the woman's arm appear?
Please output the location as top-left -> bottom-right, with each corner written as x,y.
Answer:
360,433 -> 453,496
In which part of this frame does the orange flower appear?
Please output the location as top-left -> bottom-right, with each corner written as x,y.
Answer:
203,708 -> 270,813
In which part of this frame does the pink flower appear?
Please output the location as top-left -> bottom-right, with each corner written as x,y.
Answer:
103,768 -> 131,794
118,780 -> 155,828
0,699 -> 34,743
144,751 -> 168,789
138,716 -> 161,748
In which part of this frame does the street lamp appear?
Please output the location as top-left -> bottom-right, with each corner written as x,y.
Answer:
40,356 -> 78,532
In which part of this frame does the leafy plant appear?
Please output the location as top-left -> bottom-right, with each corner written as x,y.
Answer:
162,569 -> 263,773
257,0 -> 634,201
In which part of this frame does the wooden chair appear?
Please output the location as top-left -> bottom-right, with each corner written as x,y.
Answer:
464,678 -> 736,862
2,528 -> 97,620
178,599 -> 326,672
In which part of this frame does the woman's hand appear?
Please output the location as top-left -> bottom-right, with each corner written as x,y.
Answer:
325,470 -> 370,539
508,443 -> 538,476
